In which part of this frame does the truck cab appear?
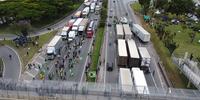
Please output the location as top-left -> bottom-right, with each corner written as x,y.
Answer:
47,47 -> 56,60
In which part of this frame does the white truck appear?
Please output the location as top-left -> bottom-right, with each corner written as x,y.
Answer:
90,3 -> 96,13
95,5 -> 100,14
119,68 -> 134,94
82,7 -> 90,17
84,0 -> 91,6
78,18 -> 89,33
60,26 -> 70,40
126,39 -> 140,67
131,68 -> 149,94
46,35 -> 62,60
123,24 -> 132,40
72,18 -> 83,32
138,47 -> 151,73
117,39 -> 128,67
68,31 -> 76,42
132,24 -> 150,42
116,24 -> 124,39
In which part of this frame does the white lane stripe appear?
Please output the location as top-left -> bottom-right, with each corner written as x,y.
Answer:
25,71 -> 34,77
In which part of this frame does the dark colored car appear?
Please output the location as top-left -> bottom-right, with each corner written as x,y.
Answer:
107,62 -> 113,71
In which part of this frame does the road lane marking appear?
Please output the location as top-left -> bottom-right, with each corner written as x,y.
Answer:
25,71 -> 35,77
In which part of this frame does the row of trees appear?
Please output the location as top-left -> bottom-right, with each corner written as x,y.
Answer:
0,0 -> 81,25
139,0 -> 195,16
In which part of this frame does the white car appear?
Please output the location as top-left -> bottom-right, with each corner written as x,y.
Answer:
120,17 -> 128,24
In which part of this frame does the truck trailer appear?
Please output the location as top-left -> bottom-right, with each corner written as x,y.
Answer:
90,3 -> 96,13
116,24 -> 124,39
68,31 -> 76,42
78,18 -> 89,33
138,47 -> 151,72
82,7 -> 90,17
72,18 -> 83,31
123,24 -> 132,40
132,24 -> 150,42
126,39 -> 140,67
119,68 -> 134,94
131,68 -> 149,94
117,39 -> 128,67
46,35 -> 62,60
86,21 -> 94,38
60,26 -> 70,40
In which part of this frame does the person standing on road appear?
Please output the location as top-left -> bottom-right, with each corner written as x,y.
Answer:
9,54 -> 12,60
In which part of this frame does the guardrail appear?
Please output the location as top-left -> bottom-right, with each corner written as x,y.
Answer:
0,79 -> 199,100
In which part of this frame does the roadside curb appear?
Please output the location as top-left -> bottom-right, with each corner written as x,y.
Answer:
5,45 -> 22,80
1,58 -> 5,78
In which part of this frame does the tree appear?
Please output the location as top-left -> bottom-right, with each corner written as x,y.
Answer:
138,0 -> 151,14
155,0 -> 169,9
163,33 -> 179,56
167,0 -> 195,16
189,32 -> 196,43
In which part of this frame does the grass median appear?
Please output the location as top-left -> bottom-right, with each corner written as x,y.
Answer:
87,28 -> 104,82
0,31 -> 57,71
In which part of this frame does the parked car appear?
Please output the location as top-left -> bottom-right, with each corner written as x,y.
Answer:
107,62 -> 113,71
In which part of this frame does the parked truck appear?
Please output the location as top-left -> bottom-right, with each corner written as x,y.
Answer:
60,26 -> 70,40
82,7 -> 90,17
117,39 -> 128,67
116,24 -> 124,39
123,24 -> 132,40
119,68 -> 133,94
78,18 -> 89,34
68,31 -> 76,42
138,47 -> 151,73
90,3 -> 96,13
132,24 -> 150,42
126,39 -> 140,67
46,36 -> 62,60
73,11 -> 82,18
72,18 -> 83,32
86,21 -> 94,38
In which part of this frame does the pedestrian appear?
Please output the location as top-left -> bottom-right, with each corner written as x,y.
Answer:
190,53 -> 193,61
9,54 -> 12,60
26,51 -> 29,56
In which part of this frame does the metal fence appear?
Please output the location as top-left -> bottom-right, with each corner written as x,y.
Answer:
0,79 -> 199,100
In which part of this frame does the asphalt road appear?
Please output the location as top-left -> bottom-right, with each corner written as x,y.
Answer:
0,46 -> 21,80
98,0 -> 167,88
21,4 -> 100,82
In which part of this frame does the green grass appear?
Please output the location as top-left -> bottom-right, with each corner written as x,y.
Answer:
87,28 -> 104,82
131,2 -> 142,13
0,31 -> 56,71
165,25 -> 200,58
0,58 -> 3,77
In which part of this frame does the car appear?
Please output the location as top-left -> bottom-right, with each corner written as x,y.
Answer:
110,9 -> 113,12
120,17 -> 128,24
107,62 -> 113,71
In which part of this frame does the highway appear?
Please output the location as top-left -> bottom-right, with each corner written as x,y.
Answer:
98,0 -> 167,88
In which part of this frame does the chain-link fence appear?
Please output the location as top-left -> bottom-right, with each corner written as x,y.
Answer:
0,79 -> 199,100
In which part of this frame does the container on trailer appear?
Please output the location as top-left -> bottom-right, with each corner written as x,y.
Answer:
123,24 -> 132,40
46,36 -> 62,60
119,68 -> 134,94
86,21 -> 95,38
116,24 -> 124,39
132,24 -> 150,42
117,39 -> 128,66
72,18 -> 83,32
138,47 -> 151,73
82,7 -> 90,17
126,39 -> 140,67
